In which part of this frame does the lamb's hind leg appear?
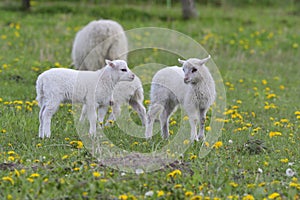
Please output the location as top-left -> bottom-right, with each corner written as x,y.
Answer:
38,105 -> 46,138
41,101 -> 60,138
159,103 -> 175,139
145,103 -> 162,139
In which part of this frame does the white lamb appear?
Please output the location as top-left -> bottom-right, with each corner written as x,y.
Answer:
36,59 -> 135,138
71,19 -> 146,125
145,55 -> 216,141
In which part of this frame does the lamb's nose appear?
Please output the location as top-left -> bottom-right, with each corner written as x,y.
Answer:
184,77 -> 189,83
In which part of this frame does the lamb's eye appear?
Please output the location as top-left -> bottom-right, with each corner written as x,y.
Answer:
121,69 -> 127,72
191,68 -> 197,73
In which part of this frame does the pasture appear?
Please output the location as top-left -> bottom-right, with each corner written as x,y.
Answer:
0,0 -> 300,199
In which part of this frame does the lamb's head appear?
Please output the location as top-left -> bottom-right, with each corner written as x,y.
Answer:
178,55 -> 211,84
105,59 -> 135,83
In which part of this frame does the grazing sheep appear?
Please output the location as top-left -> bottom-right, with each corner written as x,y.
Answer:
145,55 -> 216,141
71,19 -> 146,125
36,59 -> 135,138
72,19 -> 128,70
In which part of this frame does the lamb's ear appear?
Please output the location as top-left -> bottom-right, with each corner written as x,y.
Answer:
178,58 -> 186,65
199,55 -> 211,65
105,59 -> 115,68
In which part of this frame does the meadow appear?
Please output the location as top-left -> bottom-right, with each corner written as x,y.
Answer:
0,0 -> 300,199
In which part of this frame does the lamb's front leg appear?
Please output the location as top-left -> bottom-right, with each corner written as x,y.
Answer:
79,104 -> 87,122
86,104 -> 97,136
197,109 -> 207,140
185,106 -> 199,142
98,105 -> 109,127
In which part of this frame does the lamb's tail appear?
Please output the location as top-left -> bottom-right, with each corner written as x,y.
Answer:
36,76 -> 44,108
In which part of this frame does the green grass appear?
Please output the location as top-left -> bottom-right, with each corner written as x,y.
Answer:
0,1 -> 300,199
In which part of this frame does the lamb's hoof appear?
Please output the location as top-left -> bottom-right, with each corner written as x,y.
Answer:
104,120 -> 115,127
109,100 -> 114,106
197,133 -> 205,141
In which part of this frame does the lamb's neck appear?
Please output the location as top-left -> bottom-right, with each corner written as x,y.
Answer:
98,68 -> 117,90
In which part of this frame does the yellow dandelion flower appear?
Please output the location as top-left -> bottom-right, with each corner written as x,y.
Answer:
7,194 -> 13,200
292,43 -> 298,49
27,178 -> 34,183
280,158 -> 289,163
82,192 -> 88,197
294,111 -> 300,115
205,126 -> 211,131
144,100 -> 150,105
279,85 -> 285,90
262,79 -> 267,85
93,171 -> 101,178
267,93 -> 276,99
157,190 -> 165,197
174,184 -> 182,189
30,173 -> 40,178
62,155 -> 69,160
170,120 -> 177,126
268,192 -> 280,199
183,139 -> 190,145
183,115 -> 189,121
190,154 -> 197,160
73,167 -> 80,171
258,182 -> 266,187
204,142 -> 210,147
213,141 -> 223,149
119,194 -> 128,200
185,191 -> 194,197
269,131 -> 282,138
230,182 -> 238,187
2,176 -> 14,185
14,169 -> 20,177
242,195 -> 255,200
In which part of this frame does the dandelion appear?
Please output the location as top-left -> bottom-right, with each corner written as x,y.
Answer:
268,192 -> 280,199
144,100 -> 150,105
185,191 -> 194,197
27,178 -> 34,183
119,194 -> 128,200
167,169 -> 182,178
230,182 -> 238,187
280,158 -> 289,163
183,139 -> 190,145
2,176 -> 14,185
262,79 -> 267,85
174,184 -> 182,189
213,141 -> 223,149
205,126 -> 211,131
183,115 -> 189,121
292,43 -> 298,49
190,154 -> 197,160
242,194 -> 255,200
157,190 -> 165,197
279,85 -> 285,90
93,171 -> 101,178
269,131 -> 282,138
30,173 -> 40,178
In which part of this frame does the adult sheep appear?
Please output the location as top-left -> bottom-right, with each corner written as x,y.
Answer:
72,19 -> 146,125
145,55 -> 216,141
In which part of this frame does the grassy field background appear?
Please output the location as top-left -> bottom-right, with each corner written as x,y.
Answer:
0,0 -> 300,199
